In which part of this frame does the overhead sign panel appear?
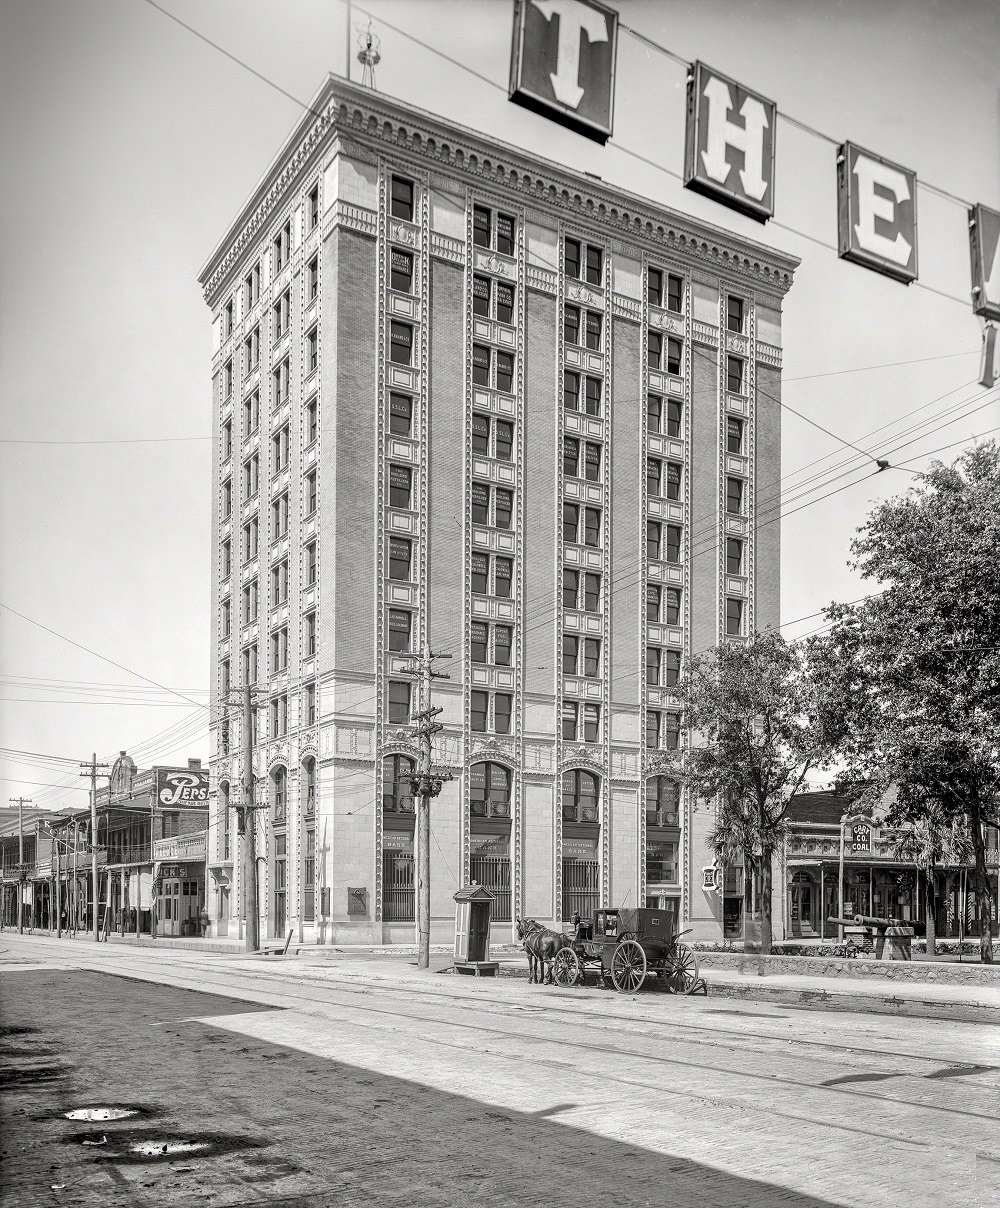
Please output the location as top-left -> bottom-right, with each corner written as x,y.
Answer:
837,142 -> 918,284
508,0 -> 618,144
684,62 -> 776,223
970,204 -> 1000,321
156,768 -> 210,808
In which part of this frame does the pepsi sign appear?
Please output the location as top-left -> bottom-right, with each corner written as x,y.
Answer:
156,769 -> 210,808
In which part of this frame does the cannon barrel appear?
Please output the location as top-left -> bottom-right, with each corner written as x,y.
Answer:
853,914 -> 900,929
827,917 -> 859,928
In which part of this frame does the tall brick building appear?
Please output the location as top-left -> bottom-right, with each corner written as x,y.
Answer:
199,77 -> 797,944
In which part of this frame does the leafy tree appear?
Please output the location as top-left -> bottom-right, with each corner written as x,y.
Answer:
890,807 -> 971,956
812,442 -> 1000,963
668,630 -> 838,953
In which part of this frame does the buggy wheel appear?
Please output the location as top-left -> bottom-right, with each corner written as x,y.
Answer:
610,939 -> 646,993
552,947 -> 581,987
668,942 -> 700,994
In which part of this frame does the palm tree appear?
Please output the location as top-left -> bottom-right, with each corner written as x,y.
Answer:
706,794 -> 786,948
892,814 -> 973,956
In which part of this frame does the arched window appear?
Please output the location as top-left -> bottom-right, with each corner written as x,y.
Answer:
382,755 -> 415,813
271,766 -> 287,823
470,762 -> 511,818
302,757 -> 316,816
219,781 -> 231,860
562,769 -> 599,823
647,777 -> 680,826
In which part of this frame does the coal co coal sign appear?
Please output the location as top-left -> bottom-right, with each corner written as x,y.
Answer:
506,0 -> 995,305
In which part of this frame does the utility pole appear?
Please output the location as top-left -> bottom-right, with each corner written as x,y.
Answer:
80,756 -> 109,942
229,684 -> 263,953
409,643 -> 452,970
9,797 -> 30,934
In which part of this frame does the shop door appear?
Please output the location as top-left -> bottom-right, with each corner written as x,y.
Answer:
274,836 -> 287,936
159,880 -> 181,937
789,874 -> 814,936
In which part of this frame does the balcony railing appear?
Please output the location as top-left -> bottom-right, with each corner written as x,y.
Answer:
104,844 -> 151,866
646,810 -> 679,828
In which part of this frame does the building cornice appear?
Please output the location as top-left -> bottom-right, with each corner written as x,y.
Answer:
200,76 -> 800,306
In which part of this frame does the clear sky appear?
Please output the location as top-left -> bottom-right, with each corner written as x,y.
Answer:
1,0 -> 998,811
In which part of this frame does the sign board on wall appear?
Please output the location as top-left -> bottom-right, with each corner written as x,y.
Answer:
970,204 -> 1000,321
684,61 -> 777,223
850,823 -> 872,855
837,142 -> 918,283
508,0 -> 618,143
156,769 -> 210,809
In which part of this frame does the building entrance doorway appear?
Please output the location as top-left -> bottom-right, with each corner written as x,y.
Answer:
788,871 -> 815,937
157,876 -> 202,937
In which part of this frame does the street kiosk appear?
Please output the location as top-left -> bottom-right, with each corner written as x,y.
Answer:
453,883 -> 498,977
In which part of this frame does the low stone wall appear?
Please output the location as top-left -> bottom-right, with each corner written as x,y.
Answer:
696,950 -> 1000,986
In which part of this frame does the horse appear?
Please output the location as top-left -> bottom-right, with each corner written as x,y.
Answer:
515,916 -> 569,985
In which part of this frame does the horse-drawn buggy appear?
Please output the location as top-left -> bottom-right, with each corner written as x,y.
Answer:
518,907 -> 701,994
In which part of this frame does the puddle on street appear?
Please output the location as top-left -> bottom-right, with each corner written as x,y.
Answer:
130,1140 -> 210,1157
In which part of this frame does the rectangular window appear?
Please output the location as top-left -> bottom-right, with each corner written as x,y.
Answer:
472,344 -> 490,386
390,249 -> 413,293
273,218 -> 291,272
389,392 -> 412,436
272,492 -> 289,539
726,477 -> 744,515
648,330 -> 662,372
242,642 -> 258,686
273,358 -> 290,403
495,419 -> 513,461
647,646 -> 661,686
665,462 -> 682,501
471,689 -> 488,732
273,290 -> 290,338
647,457 -> 662,498
162,812 -> 180,840
244,263 -> 260,310
646,710 -> 660,749
305,681 -> 316,726
388,680 -> 411,724
662,712 -> 681,750
305,541 -> 317,586
388,609 -> 412,653
221,599 -> 231,638
582,638 -> 600,678
308,183 -> 319,230
727,417 -> 744,454
647,267 -> 663,307
495,351 -> 514,394
583,572 -> 601,613
472,481 -> 490,525
223,299 -> 233,339
562,633 -> 579,675
583,703 -> 600,742
243,579 -> 258,623
494,488 -> 513,530
473,275 -> 491,317
667,398 -> 682,438
666,337 -> 682,376
223,359 -> 233,399
561,700 -> 578,741
564,305 -> 580,346
726,538 -> 744,576
584,442 -> 601,481
585,245 -> 603,285
242,517 -> 258,560
584,376 -> 601,416
564,238 -> 581,279
243,389 -> 260,433
496,282 -> 514,324
496,213 -> 515,256
221,538 -> 232,579
389,538 -> 412,581
471,621 -> 489,664
727,355 -> 745,394
221,658 -> 231,698
646,583 -> 661,622
271,559 -> 288,605
270,693 -> 288,737
728,295 -> 745,333
271,625 -> 288,672
663,649 -> 681,687
494,625 -> 512,667
308,255 -> 319,302
564,371 -> 580,412
563,568 -> 580,611
726,597 -> 745,636
563,436 -> 580,478
667,273 -> 683,313
495,556 -> 512,599
647,392 -> 662,434
473,205 -> 491,248
664,586 -> 681,626
222,419 -> 232,460
306,326 -> 318,373
305,469 -> 317,515
242,454 -> 258,497
245,326 -> 260,371
583,506 -> 601,548
472,552 -> 489,595
389,464 -> 413,510
391,176 -> 414,222
390,322 -> 413,366
585,311 -> 602,351
304,611 -> 316,657
272,425 -> 289,472
665,525 -> 681,564
471,413 -> 490,455
494,693 -> 513,735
